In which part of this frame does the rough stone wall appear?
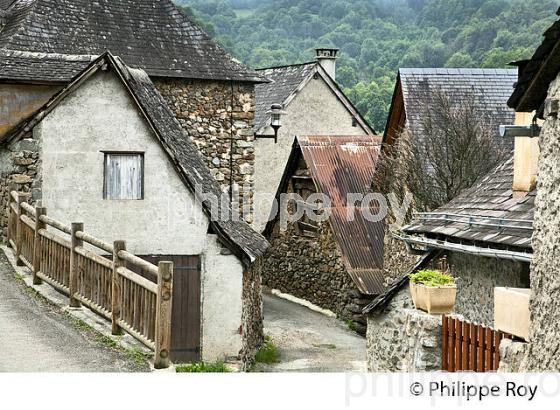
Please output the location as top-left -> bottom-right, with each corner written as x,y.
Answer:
154,79 -> 256,223
366,288 -> 442,372
447,252 -> 530,326
262,217 -> 370,332
0,133 -> 42,243
524,73 -> 560,371
498,339 -> 529,372
240,257 -> 265,370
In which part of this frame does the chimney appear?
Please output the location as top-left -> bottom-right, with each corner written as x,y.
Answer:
315,48 -> 339,81
508,112 -> 541,194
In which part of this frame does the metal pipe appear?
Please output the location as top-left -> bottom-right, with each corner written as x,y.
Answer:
395,234 -> 533,263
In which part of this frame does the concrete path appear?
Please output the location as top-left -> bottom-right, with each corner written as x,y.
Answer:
0,253 -> 147,372
256,293 -> 367,372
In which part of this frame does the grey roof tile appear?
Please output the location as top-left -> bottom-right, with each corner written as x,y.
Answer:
0,0 -> 265,82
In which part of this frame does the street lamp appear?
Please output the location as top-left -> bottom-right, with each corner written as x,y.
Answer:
255,104 -> 285,143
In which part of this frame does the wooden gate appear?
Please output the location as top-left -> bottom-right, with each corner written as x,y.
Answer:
442,315 -> 512,372
140,255 -> 201,363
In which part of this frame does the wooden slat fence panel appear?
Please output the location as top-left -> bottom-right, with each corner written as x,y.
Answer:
442,315 -> 511,372
5,191 -> 173,368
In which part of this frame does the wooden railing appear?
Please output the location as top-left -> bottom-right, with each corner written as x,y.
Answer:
442,315 -> 513,372
7,191 -> 173,368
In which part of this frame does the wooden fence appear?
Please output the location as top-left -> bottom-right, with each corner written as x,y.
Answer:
442,315 -> 512,372
7,191 -> 173,369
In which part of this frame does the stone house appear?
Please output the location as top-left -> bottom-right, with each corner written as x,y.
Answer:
0,52 -> 268,365
499,8 -> 560,371
261,135 -> 383,334
0,0 -> 266,224
252,49 -> 375,232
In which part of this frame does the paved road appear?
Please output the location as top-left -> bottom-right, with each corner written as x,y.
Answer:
0,253 -> 147,372
256,293 -> 367,372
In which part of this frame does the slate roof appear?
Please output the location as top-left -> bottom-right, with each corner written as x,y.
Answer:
508,11 -> 560,113
0,0 -> 265,83
254,62 -> 374,134
398,68 -> 517,148
403,155 -> 535,251
5,52 -> 269,266
263,135 -> 385,295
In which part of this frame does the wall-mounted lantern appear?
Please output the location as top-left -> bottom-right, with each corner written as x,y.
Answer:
255,104 -> 285,143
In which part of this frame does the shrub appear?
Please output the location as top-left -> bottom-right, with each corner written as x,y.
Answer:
409,269 -> 456,287
255,336 -> 280,364
176,361 -> 231,373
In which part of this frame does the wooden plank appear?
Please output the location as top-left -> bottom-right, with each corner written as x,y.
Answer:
39,229 -> 71,249
116,319 -> 155,350
36,271 -> 70,295
32,207 -> 46,285
15,194 -> 25,266
112,240 -> 126,336
442,315 -> 448,371
469,323 -> 476,371
154,261 -> 173,369
20,214 -> 35,230
20,201 -> 36,216
494,332 -> 502,371
455,318 -> 462,371
449,317 -> 456,372
477,325 -> 485,372
485,327 -> 493,372
462,321 -> 468,371
39,214 -> 71,235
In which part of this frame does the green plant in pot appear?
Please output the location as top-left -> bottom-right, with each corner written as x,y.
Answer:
409,269 -> 457,314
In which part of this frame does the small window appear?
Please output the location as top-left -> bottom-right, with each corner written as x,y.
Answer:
103,153 -> 144,200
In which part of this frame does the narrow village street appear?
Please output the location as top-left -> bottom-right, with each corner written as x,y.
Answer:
256,293 -> 367,372
0,253 -> 147,372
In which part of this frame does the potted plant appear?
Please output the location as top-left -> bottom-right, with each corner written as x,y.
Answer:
409,269 -> 457,314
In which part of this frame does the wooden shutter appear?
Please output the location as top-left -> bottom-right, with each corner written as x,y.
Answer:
104,153 -> 144,200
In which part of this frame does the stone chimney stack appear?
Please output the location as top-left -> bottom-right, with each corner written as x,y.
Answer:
315,48 -> 339,81
512,111 -> 540,194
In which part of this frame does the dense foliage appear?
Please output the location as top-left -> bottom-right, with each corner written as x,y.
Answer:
177,0 -> 559,132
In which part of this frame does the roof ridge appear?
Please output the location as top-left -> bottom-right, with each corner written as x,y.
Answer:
256,61 -> 316,71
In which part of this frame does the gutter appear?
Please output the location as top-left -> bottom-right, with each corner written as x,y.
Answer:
395,234 -> 533,264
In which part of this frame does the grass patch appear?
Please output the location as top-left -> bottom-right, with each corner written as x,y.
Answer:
255,336 -> 280,364
125,347 -> 152,367
95,334 -> 119,349
176,361 -> 231,373
313,343 -> 337,350
346,320 -> 356,332
72,319 -> 94,333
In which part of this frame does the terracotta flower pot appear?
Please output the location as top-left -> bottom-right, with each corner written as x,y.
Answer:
409,282 -> 457,314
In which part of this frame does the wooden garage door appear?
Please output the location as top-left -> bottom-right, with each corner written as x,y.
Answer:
137,255 -> 201,363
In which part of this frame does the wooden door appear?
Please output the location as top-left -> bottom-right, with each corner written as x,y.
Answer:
138,255 -> 202,363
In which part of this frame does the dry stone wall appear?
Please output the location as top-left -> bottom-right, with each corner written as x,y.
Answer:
154,79 -> 256,223
366,288 -> 442,371
0,133 -> 41,243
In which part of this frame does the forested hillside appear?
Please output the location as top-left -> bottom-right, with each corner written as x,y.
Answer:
176,0 -> 560,132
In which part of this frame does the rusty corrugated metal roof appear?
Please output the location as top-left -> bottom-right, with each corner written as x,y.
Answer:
298,135 -> 385,295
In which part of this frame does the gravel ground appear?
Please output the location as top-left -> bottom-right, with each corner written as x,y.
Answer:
0,253 -> 149,372
255,293 -> 367,372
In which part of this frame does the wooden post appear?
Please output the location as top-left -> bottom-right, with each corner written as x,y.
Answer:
154,261 -> 173,369
69,223 -> 83,308
112,240 -> 126,335
15,193 -> 26,266
32,206 -> 47,285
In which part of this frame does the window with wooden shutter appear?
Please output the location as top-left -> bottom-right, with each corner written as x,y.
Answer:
103,153 -> 144,200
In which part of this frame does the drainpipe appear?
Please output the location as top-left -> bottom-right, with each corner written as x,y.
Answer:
229,80 -> 234,200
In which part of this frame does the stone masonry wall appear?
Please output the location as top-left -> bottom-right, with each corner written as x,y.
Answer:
0,133 -> 42,243
262,218 -> 371,334
524,73 -> 560,371
447,252 -> 530,326
154,79 -> 256,223
366,288 -> 442,371
240,257 -> 265,370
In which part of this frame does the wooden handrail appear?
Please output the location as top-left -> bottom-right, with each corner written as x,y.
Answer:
75,231 -> 113,254
20,202 -> 36,216
116,266 -> 158,294
74,246 -> 113,269
118,250 -> 159,277
39,214 -> 71,235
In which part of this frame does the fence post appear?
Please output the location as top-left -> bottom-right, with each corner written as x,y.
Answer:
69,223 -> 83,308
154,261 -> 173,369
32,205 -> 46,285
112,240 -> 126,336
15,193 -> 26,266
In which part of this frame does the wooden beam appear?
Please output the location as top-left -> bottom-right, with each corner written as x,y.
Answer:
112,240 -> 126,336
15,194 -> 26,266
33,206 -> 46,285
69,223 -> 83,308
154,261 -> 173,369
